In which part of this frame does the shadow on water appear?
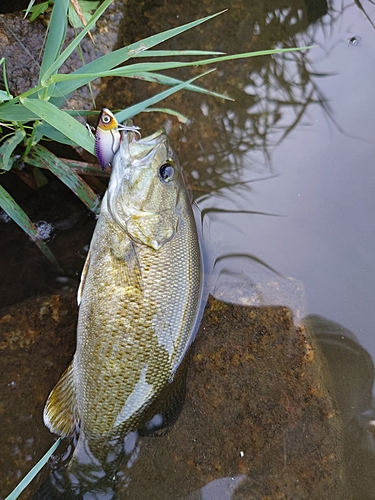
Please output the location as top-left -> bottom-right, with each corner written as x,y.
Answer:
1,0 -> 375,498
308,315 -> 375,500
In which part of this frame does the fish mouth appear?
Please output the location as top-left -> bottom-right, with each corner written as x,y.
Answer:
119,121 -> 167,159
121,120 -> 166,142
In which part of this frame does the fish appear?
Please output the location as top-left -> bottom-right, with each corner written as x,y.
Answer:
94,108 -> 140,170
34,124 -> 203,498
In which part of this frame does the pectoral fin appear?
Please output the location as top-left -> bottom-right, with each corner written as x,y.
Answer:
77,249 -> 90,306
43,361 -> 79,438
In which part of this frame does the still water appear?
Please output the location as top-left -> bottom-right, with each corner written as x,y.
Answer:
1,0 -> 375,498
210,4 -> 375,356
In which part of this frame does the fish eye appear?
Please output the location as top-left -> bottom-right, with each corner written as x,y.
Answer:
102,114 -> 111,124
159,163 -> 174,183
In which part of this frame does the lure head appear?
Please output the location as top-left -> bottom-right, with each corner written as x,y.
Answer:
97,108 -> 119,132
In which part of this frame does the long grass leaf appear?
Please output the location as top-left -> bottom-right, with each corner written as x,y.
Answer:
141,107 -> 189,123
50,46 -> 311,87
23,0 -> 37,18
4,439 -> 61,500
52,10 -> 226,98
0,130 -> 25,171
0,102 -> 39,122
114,69 -> 216,122
34,122 -> 77,146
121,71 -> 232,100
20,98 -> 95,154
109,45 -> 314,70
39,0 -> 69,84
41,0 -> 114,84
132,50 -> 225,57
26,156 -> 108,176
26,1 -> 50,22
30,145 -> 100,213
0,185 -> 60,267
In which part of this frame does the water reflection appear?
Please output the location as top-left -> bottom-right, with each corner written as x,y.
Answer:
213,263 -> 306,324
186,475 -> 247,500
307,315 -> 375,500
102,0 -> 337,195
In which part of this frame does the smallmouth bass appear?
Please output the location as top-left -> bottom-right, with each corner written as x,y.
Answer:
36,125 -> 203,497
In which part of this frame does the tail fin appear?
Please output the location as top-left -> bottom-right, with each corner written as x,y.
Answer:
33,464 -> 116,500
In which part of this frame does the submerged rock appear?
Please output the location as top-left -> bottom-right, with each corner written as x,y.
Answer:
0,294 -> 77,498
0,294 -> 349,499
118,297 -> 349,499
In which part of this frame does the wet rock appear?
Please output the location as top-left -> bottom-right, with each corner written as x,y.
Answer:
0,293 -> 77,499
117,297 -> 349,499
0,1 -> 125,107
0,294 -> 349,499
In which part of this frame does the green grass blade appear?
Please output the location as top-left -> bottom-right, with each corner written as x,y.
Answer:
132,50 -> 225,57
34,122 -> 77,146
0,185 -> 60,267
126,71 -> 232,100
4,438 -> 61,500
0,90 -> 13,102
23,0 -> 38,18
107,46 -> 314,73
114,69 -> 216,122
141,107 -> 189,123
41,0 -> 114,84
50,46 -> 311,89
0,101 -> 39,122
52,10 -> 226,98
0,130 -> 26,171
20,97 -> 95,154
38,0 -> 69,84
26,156 -> 108,176
30,145 -> 100,214
26,1 -> 50,22
56,109 -> 98,117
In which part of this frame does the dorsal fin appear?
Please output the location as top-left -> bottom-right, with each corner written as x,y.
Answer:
43,361 -> 79,438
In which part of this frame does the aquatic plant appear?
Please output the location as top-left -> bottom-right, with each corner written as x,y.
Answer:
0,0 -> 308,266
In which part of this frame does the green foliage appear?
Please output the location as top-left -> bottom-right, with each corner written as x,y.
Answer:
68,1 -> 100,28
24,1 -> 50,22
0,0 -> 310,267
25,0 -> 100,26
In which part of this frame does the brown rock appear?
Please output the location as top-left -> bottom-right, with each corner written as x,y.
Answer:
0,294 -> 349,499
0,293 -> 77,499
118,297 -> 349,500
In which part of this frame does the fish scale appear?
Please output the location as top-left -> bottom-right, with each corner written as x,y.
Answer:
37,126 -> 203,497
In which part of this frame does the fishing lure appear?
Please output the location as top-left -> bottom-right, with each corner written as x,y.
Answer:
95,108 -> 140,170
